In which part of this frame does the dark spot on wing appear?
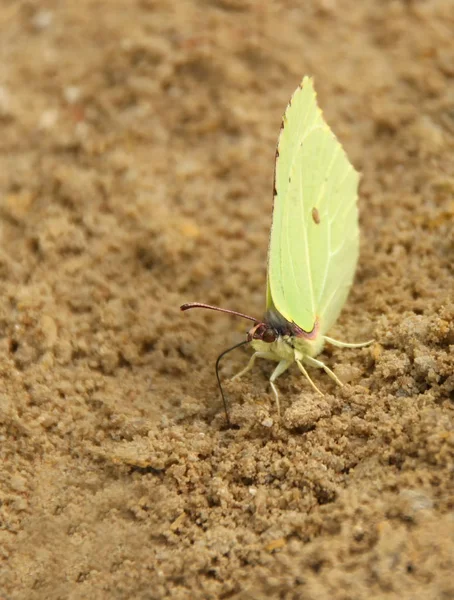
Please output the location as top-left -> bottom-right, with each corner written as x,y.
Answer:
273,148 -> 279,197
312,207 -> 320,224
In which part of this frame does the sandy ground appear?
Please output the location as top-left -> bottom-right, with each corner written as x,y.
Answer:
0,1 -> 453,599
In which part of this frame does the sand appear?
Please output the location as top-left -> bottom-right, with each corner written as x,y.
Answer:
0,1 -> 453,599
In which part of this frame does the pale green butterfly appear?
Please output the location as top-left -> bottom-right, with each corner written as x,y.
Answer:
181,76 -> 373,422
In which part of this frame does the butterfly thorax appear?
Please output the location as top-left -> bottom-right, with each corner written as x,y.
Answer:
247,309 -> 325,362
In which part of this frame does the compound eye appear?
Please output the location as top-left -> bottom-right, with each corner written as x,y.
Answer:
262,328 -> 277,343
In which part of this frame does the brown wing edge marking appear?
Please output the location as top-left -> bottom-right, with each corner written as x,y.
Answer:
292,316 -> 320,340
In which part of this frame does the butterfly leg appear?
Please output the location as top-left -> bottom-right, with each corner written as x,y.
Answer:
323,336 -> 374,349
304,355 -> 343,387
269,360 -> 292,417
232,351 -> 277,382
295,359 -> 324,396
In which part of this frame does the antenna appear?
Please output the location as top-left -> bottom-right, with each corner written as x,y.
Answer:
215,340 -> 249,425
180,303 -> 258,323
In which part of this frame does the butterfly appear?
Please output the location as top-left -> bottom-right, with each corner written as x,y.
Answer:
181,77 -> 372,422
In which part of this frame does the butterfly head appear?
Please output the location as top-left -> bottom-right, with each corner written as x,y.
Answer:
246,309 -> 304,345
247,322 -> 277,343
